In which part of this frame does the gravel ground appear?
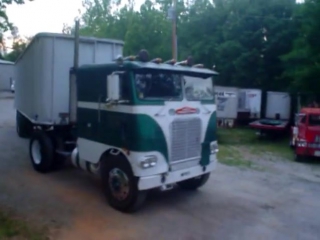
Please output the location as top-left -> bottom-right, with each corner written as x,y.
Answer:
1,97 -> 320,240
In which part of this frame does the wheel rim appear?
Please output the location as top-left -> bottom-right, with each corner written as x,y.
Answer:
31,140 -> 42,165
108,168 -> 130,201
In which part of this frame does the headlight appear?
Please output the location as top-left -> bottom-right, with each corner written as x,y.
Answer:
140,155 -> 157,168
210,141 -> 219,154
297,140 -> 307,147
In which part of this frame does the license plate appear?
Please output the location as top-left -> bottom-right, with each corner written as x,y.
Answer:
314,151 -> 320,157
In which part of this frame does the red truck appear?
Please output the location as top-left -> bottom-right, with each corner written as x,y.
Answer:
290,108 -> 320,161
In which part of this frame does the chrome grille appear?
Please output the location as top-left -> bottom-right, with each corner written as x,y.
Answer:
170,118 -> 202,163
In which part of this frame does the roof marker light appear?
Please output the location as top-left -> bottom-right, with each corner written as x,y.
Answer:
164,59 -> 176,65
136,49 -> 149,62
114,55 -> 124,64
193,64 -> 204,68
175,60 -> 188,66
175,56 -> 194,67
123,55 -> 136,61
151,58 -> 162,64
186,56 -> 194,66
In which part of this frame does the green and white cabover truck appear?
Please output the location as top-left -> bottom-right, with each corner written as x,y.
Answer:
14,31 -> 219,212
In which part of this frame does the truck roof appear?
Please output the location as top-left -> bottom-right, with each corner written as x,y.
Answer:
0,59 -> 14,65
78,60 -> 219,78
301,108 -> 320,114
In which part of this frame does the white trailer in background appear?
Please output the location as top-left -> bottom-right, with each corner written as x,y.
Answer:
266,91 -> 291,120
249,91 -> 291,137
0,59 -> 14,92
237,88 -> 262,120
214,86 -> 239,127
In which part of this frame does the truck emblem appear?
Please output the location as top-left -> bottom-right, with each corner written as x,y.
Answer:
175,107 -> 197,115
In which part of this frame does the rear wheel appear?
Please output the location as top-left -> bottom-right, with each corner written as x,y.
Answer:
100,155 -> 147,213
177,173 -> 210,190
29,131 -> 55,173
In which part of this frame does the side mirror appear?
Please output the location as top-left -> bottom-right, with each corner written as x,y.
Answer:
107,73 -> 121,101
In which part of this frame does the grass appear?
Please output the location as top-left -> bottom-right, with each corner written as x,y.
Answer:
217,127 -> 294,168
0,210 -> 47,240
218,144 -> 253,168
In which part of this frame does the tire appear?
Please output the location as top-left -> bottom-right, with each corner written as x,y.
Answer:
100,155 -> 147,213
16,111 -> 33,138
177,173 -> 211,190
294,153 -> 304,162
29,131 -> 55,173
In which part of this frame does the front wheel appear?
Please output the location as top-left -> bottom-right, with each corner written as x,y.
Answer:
29,131 -> 55,173
294,153 -> 304,162
100,156 -> 147,213
177,173 -> 211,190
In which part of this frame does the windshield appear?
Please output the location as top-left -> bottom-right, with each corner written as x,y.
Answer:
309,114 -> 320,126
183,76 -> 214,101
134,71 -> 183,100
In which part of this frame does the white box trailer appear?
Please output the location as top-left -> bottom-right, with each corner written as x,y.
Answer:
14,33 -> 124,126
0,59 -> 14,92
266,91 -> 291,120
214,86 -> 239,119
238,88 -> 262,119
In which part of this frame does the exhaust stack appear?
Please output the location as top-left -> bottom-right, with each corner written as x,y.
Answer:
69,19 -> 80,124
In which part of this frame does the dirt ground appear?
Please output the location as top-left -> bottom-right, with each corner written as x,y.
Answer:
1,95 -> 320,240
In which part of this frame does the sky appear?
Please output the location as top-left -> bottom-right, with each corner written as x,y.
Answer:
6,0 -> 83,36
5,0 -> 84,37
5,0 -> 145,38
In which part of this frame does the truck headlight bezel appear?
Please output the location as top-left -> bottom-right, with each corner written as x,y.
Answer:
140,155 -> 158,168
297,139 -> 307,147
210,141 -> 219,154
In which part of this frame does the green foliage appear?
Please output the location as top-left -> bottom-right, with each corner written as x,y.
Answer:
0,0 -> 34,31
2,0 -> 319,96
77,0 -> 307,93
0,210 -> 47,240
217,128 -> 294,160
0,0 -> 33,60
282,0 -> 320,98
4,39 -> 27,61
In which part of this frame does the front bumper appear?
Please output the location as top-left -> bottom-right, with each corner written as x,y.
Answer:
137,157 -> 217,191
296,146 -> 320,157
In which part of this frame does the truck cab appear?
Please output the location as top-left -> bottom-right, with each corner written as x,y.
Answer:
27,48 -> 218,212
66,51 -> 219,211
291,108 -> 320,161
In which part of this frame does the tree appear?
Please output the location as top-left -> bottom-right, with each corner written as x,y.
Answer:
282,0 -> 320,98
0,0 -> 34,32
77,0 -> 302,92
0,0 -> 34,60
4,37 -> 29,62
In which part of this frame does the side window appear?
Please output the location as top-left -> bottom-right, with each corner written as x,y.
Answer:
119,73 -> 131,100
300,116 -> 306,124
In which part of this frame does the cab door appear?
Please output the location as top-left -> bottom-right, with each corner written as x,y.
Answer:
297,114 -> 307,140
99,71 -> 133,149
